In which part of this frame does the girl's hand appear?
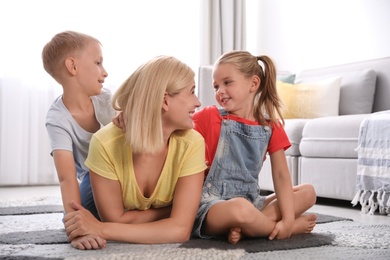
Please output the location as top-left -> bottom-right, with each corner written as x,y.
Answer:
205,160 -> 211,171
112,111 -> 126,130
70,234 -> 106,250
268,220 -> 292,240
64,201 -> 103,241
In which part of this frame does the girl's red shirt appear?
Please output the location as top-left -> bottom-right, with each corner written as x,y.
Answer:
193,106 -> 291,176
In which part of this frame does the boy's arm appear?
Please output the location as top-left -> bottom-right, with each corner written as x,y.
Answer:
53,150 -> 81,214
112,111 -> 126,130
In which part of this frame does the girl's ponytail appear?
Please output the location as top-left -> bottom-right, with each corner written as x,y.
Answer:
254,55 -> 284,126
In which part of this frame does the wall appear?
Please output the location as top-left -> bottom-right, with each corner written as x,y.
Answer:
247,0 -> 390,73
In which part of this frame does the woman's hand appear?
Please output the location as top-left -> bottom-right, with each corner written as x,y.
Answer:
64,201 -> 103,242
70,234 -> 106,250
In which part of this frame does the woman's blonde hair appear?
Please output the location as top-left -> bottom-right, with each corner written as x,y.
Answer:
42,31 -> 100,81
214,50 -> 284,125
112,55 -> 195,154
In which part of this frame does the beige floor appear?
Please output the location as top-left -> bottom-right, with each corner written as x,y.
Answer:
0,185 -> 389,225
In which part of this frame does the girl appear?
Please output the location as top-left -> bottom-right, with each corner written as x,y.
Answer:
64,56 -> 207,249
192,50 -> 317,244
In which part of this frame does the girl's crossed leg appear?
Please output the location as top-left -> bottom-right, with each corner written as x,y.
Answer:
201,183 -> 317,244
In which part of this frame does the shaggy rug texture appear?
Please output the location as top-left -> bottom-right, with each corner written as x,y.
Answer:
0,196 -> 389,260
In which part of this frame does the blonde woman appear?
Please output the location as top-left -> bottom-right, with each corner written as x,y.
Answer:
64,56 -> 207,249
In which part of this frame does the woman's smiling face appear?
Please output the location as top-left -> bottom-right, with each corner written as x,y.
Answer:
163,81 -> 201,131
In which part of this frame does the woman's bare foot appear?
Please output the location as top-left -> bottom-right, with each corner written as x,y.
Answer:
228,227 -> 243,244
292,213 -> 317,235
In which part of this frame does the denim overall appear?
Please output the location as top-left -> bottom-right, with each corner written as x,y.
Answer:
192,109 -> 272,238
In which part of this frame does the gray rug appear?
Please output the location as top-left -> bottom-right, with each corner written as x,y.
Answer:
0,205 -> 343,245
0,205 -> 64,216
0,205 -> 389,259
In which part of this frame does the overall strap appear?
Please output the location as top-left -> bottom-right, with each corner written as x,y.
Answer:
218,108 -> 228,116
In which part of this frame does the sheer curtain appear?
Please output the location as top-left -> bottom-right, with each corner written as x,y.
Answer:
200,0 -> 247,65
0,0 -> 200,186
197,0 -> 247,111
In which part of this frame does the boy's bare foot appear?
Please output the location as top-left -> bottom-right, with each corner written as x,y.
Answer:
292,213 -> 317,235
228,227 -> 243,244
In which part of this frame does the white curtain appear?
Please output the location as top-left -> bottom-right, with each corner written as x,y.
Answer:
0,0 -> 200,186
0,77 -> 60,185
200,0 -> 247,65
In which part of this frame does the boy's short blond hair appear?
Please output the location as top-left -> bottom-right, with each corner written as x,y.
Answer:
112,55 -> 195,154
42,31 -> 100,82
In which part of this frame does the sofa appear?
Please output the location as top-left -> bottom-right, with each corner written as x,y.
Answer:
197,56 -> 390,202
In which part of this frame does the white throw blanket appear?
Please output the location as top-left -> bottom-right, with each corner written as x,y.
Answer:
351,110 -> 390,215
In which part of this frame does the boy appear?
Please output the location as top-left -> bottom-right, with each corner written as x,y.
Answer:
42,31 -> 115,222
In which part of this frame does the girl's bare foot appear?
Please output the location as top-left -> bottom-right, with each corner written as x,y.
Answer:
228,227 -> 242,244
292,214 -> 317,235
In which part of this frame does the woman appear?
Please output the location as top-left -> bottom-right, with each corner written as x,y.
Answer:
64,55 -> 207,250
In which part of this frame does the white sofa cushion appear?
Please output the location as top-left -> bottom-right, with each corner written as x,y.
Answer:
300,114 -> 369,158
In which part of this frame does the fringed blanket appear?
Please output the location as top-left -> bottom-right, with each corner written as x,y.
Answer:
351,110 -> 390,215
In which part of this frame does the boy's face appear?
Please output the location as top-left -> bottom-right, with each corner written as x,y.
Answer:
74,40 -> 107,96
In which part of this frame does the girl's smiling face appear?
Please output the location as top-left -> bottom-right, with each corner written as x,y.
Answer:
213,63 -> 259,119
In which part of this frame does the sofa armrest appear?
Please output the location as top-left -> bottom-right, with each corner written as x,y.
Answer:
284,119 -> 310,156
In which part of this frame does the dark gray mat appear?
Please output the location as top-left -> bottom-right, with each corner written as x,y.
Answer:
0,229 -> 68,245
311,212 -> 352,223
0,257 -> 62,260
0,212 -> 347,247
180,212 -> 345,252
0,228 -> 334,250
181,233 -> 334,252
0,205 -> 64,216
0,229 -> 334,254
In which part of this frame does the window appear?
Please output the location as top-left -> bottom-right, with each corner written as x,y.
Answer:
0,0 -> 201,93
0,0 -> 201,185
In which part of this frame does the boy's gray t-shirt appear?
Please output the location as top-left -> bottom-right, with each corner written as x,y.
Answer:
45,88 -> 116,182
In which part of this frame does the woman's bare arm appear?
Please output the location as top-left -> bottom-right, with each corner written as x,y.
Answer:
65,171 -> 204,244
90,171 -> 171,223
